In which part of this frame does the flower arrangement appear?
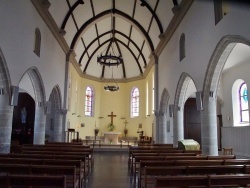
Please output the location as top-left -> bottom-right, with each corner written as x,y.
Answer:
107,123 -> 116,131
124,128 -> 128,137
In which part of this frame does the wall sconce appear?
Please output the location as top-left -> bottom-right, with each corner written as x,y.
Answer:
139,123 -> 142,129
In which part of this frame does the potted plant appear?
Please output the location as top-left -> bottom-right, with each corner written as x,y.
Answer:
107,123 -> 116,132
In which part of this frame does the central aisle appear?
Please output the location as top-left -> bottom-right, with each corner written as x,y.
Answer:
86,151 -> 133,188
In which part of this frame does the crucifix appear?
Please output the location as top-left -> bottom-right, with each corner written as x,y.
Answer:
123,120 -> 128,128
108,112 -> 117,125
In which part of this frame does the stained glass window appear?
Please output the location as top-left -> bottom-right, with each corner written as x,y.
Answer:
85,86 -> 93,116
131,87 -> 139,117
239,82 -> 249,122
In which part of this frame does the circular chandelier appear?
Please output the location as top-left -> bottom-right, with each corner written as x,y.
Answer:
97,5 -> 123,67
97,53 -> 123,67
104,67 -> 119,92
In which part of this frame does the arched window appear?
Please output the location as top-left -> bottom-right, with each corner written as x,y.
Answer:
179,33 -> 185,61
34,28 -> 41,57
214,0 -> 229,25
131,87 -> 139,117
239,82 -> 249,122
85,86 -> 94,116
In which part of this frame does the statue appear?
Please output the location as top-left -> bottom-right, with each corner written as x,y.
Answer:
21,107 -> 27,124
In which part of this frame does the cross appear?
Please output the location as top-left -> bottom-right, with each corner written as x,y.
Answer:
123,120 -> 128,128
108,112 -> 116,125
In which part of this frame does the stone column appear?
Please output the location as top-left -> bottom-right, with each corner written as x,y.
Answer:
0,94 -> 13,153
201,96 -> 218,156
33,104 -> 46,144
153,53 -> 159,143
173,107 -> 184,147
53,110 -> 63,142
158,113 -> 167,144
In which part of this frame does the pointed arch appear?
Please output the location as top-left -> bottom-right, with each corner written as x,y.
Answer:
0,48 -> 11,96
46,85 -> 63,142
173,72 -> 197,147
0,48 -> 13,153
25,67 -> 46,144
203,35 -> 250,104
158,88 -> 170,144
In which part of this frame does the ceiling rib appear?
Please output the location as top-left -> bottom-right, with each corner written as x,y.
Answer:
60,0 -> 84,31
79,30 -> 147,67
83,38 -> 143,75
127,0 -> 137,47
70,9 -> 154,52
140,0 -> 163,34
90,0 -> 101,46
66,0 -> 89,59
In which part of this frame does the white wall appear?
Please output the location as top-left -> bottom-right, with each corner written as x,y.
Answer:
221,60 -> 250,127
0,0 -> 66,101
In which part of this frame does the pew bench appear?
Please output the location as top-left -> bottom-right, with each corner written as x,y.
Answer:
0,164 -> 78,188
142,165 -> 249,188
0,157 -> 84,188
154,174 -> 250,188
0,174 -> 66,188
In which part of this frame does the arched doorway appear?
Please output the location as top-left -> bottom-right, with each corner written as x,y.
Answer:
11,93 -> 35,145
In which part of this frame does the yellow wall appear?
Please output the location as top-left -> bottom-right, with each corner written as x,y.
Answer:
67,63 -> 155,140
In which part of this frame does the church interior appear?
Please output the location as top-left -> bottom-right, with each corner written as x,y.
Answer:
1,0 -> 250,187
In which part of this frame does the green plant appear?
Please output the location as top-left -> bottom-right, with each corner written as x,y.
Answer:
107,123 -> 116,131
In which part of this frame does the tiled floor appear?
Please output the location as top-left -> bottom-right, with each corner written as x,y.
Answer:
85,151 -> 134,188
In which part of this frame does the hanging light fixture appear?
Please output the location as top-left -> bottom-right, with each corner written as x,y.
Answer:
104,67 -> 119,92
97,3 -> 123,67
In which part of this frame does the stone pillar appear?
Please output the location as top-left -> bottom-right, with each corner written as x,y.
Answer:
153,53 -> 159,143
61,52 -> 71,141
33,105 -> 46,144
53,110 -> 63,142
158,113 -> 167,144
201,96 -> 218,156
0,94 -> 13,153
173,108 -> 184,147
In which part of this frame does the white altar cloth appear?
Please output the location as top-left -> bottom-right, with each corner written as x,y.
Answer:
103,132 -> 121,144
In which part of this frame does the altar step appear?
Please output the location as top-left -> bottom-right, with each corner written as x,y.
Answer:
92,144 -> 129,152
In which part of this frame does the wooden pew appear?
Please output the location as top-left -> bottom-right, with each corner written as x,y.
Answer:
0,164 -> 78,188
137,159 -> 225,187
0,153 -> 89,179
46,141 -> 85,145
132,153 -> 198,176
21,145 -> 94,170
155,175 -> 207,188
154,174 -> 250,188
0,174 -> 66,188
142,165 -> 248,188
0,157 -> 84,188
128,149 -> 201,171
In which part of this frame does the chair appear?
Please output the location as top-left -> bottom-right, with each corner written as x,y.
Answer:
223,148 -> 233,155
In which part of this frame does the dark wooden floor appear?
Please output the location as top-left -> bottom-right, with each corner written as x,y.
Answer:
85,151 -> 133,188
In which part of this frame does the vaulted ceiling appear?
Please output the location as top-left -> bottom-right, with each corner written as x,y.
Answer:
44,0 -> 182,81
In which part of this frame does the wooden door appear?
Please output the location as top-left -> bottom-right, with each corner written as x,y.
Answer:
184,98 -> 201,145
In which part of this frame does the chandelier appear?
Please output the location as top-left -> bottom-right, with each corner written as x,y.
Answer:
104,67 -> 119,92
97,6 -> 123,67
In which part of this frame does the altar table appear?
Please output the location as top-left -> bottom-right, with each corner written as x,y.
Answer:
103,132 -> 121,144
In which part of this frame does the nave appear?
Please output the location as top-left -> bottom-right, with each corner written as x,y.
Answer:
86,151 -> 132,188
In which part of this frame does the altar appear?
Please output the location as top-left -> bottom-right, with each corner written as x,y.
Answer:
103,132 -> 121,144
